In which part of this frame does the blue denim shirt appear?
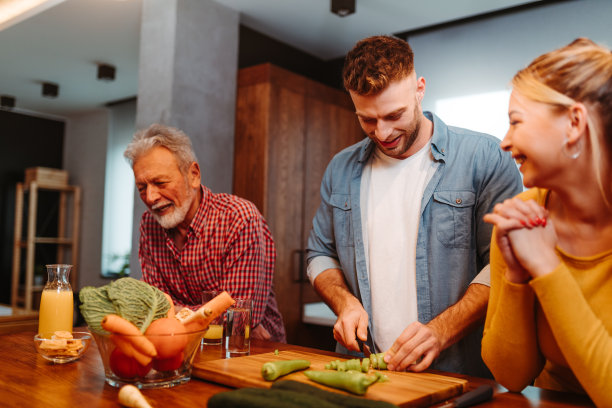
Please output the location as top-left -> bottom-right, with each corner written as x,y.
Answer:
306,112 -> 522,377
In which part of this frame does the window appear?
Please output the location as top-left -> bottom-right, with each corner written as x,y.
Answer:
101,100 -> 135,277
434,90 -> 511,140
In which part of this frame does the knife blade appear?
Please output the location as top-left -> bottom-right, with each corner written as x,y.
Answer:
356,336 -> 371,357
437,385 -> 493,408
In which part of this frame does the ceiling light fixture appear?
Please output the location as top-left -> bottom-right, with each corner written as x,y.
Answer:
42,82 -> 59,98
0,0 -> 66,31
331,0 -> 355,17
97,63 -> 116,82
1,95 -> 16,109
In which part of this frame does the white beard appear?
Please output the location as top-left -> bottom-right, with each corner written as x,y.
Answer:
152,187 -> 196,230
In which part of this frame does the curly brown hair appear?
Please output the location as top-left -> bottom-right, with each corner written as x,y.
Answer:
342,35 -> 414,96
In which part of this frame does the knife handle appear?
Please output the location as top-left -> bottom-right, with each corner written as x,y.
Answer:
453,385 -> 493,408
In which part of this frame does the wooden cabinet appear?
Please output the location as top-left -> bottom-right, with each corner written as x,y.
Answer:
11,181 -> 81,312
233,63 -> 363,346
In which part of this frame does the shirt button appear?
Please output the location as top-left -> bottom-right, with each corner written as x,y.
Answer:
456,198 -> 462,204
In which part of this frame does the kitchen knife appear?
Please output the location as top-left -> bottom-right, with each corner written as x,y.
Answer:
437,385 -> 494,408
356,336 -> 371,357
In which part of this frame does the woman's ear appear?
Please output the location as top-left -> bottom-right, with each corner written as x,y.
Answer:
566,102 -> 589,144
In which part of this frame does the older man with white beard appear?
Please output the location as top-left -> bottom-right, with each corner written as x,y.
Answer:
124,123 -> 286,342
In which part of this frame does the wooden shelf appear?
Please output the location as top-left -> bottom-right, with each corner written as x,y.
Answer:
10,181 -> 81,312
16,237 -> 74,246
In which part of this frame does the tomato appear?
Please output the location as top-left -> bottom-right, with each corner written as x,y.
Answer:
152,352 -> 184,372
145,317 -> 188,359
109,348 -> 151,379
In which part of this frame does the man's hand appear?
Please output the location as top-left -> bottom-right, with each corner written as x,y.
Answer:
384,321 -> 441,372
333,299 -> 369,352
313,268 -> 368,352
385,283 -> 490,372
251,324 -> 271,340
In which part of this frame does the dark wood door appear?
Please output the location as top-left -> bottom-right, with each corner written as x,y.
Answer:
233,63 -> 363,346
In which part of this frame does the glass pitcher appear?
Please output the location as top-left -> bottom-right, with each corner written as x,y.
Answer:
38,264 -> 73,338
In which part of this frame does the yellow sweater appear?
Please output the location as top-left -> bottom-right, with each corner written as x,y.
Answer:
482,188 -> 612,407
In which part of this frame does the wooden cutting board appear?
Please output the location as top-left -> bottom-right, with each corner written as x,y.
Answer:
192,350 -> 467,407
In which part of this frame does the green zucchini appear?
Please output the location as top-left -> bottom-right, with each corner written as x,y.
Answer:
262,359 -> 311,381
303,370 -> 379,395
272,380 -> 399,408
207,387 -> 339,408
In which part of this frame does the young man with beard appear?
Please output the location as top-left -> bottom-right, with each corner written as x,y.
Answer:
306,36 -> 522,376
124,124 -> 286,342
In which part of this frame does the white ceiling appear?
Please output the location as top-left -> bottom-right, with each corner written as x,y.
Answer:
0,0 -> 543,117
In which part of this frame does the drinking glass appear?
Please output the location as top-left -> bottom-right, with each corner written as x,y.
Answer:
201,290 -> 224,345
223,297 -> 251,357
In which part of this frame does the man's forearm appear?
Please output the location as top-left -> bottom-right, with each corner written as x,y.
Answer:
313,268 -> 361,316
427,283 -> 490,350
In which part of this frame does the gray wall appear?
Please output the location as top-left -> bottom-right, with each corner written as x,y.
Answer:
129,0 -> 239,279
63,109 -> 110,289
411,0 -> 612,114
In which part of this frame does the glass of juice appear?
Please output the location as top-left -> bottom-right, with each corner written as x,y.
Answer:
38,264 -> 73,338
201,290 -> 224,345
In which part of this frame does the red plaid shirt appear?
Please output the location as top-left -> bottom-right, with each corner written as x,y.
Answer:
139,186 -> 286,342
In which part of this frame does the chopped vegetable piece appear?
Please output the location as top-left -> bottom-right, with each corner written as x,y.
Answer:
274,349 -> 279,355
346,358 -> 361,371
261,359 -> 311,381
370,354 -> 378,369
375,353 -> 387,370
361,357 -> 370,373
303,370 -> 379,395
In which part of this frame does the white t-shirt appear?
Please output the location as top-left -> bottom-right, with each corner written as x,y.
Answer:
361,144 -> 436,351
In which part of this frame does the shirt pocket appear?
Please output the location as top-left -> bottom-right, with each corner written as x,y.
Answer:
432,190 -> 476,249
330,193 -> 354,247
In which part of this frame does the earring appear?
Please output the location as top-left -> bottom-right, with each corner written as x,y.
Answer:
562,137 -> 581,159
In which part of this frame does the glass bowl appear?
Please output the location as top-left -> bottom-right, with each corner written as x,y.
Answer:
90,327 -> 206,389
34,331 -> 92,364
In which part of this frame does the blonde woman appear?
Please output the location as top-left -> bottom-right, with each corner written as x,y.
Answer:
482,38 -> 612,407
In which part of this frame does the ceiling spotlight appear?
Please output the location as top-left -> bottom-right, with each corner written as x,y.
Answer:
331,0 -> 355,17
97,63 -> 116,81
42,82 -> 59,98
1,95 -> 16,109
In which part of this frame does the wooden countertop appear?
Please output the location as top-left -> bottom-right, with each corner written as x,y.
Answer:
0,329 -> 594,407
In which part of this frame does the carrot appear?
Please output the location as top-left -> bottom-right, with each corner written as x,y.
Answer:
110,334 -> 153,366
101,314 -> 157,358
181,291 -> 235,331
162,292 -> 176,319
118,384 -> 152,408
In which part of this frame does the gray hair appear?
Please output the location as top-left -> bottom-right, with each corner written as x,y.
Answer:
124,123 -> 198,174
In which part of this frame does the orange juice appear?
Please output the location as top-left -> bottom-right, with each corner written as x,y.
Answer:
38,289 -> 73,338
203,324 -> 223,340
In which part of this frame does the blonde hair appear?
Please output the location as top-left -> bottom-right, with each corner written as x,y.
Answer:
124,123 -> 198,175
512,38 -> 612,204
